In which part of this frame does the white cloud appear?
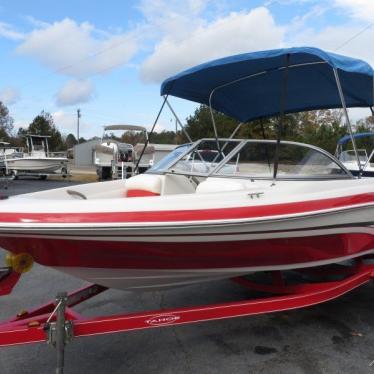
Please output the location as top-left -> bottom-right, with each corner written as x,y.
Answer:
17,18 -> 140,78
349,107 -> 373,122
288,5 -> 327,32
0,21 -> 24,40
52,110 -> 78,133
23,15 -> 50,28
0,87 -> 20,105
139,0 -> 210,35
265,0 -> 318,5
334,0 -> 374,22
13,119 -> 29,132
287,23 -> 374,66
153,123 -> 166,133
56,79 -> 94,106
141,7 -> 284,82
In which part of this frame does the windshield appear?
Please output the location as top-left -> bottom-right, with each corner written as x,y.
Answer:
166,139 -> 240,174
149,138 -> 350,180
148,143 -> 193,172
215,141 -> 348,178
339,149 -> 368,163
29,137 -> 47,152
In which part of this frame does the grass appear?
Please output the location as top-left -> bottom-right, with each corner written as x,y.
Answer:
48,173 -> 98,183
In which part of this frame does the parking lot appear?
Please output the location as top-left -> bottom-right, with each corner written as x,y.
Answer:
1,179 -> 374,373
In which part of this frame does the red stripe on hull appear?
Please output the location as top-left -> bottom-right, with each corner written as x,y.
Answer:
0,193 -> 373,224
0,233 -> 373,269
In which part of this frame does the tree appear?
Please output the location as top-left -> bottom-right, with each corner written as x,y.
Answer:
65,133 -> 78,149
184,105 -> 239,141
182,105 -> 347,154
348,115 -> 374,154
150,131 -> 178,144
18,111 -> 65,151
0,101 -> 14,141
120,130 -> 180,145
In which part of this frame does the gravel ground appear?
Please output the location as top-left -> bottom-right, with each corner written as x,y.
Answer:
1,179 -> 374,374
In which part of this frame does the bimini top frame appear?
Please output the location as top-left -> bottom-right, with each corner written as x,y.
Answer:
157,47 -> 374,175
103,124 -> 148,132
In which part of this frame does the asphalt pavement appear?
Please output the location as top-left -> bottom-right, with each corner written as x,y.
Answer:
1,179 -> 374,374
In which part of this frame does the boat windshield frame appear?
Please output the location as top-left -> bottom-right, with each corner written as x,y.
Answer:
147,138 -> 353,181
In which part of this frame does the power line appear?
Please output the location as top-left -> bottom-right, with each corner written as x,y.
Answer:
9,32 -> 137,93
51,36 -> 136,76
335,21 -> 374,51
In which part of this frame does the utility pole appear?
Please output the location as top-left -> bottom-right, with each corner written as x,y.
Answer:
175,118 -> 178,144
77,109 -> 81,144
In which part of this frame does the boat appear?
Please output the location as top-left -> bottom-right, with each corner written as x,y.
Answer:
94,124 -> 177,179
5,134 -> 68,179
0,47 -> 373,291
133,143 -> 178,168
336,132 -> 374,177
0,142 -> 23,176
94,124 -> 147,180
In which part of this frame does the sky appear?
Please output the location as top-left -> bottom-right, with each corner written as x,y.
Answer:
0,0 -> 373,139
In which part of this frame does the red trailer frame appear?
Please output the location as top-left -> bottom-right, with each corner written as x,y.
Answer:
1,260 -> 374,373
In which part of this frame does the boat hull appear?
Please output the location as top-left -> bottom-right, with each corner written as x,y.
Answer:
6,157 -> 67,173
0,205 -> 373,290
1,177 -> 374,290
53,245 -> 374,291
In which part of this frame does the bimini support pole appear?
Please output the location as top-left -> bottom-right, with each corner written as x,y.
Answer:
333,68 -> 362,175
165,100 -> 193,142
273,54 -> 290,182
228,122 -> 243,139
134,95 -> 168,174
208,91 -> 222,152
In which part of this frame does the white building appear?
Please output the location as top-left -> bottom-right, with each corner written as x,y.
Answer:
73,139 -> 101,167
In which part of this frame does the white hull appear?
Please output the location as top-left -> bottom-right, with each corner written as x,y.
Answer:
6,157 -> 68,173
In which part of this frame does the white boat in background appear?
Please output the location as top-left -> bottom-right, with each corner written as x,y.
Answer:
336,132 -> 374,177
5,135 -> 68,179
94,124 -> 177,179
0,142 -> 23,177
94,124 -> 147,180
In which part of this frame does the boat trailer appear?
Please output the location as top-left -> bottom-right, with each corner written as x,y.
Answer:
1,260 -> 374,373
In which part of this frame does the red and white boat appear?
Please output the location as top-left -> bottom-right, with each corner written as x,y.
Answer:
0,47 -> 374,291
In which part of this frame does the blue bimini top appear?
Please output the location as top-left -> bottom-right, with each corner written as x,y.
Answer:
338,132 -> 374,145
161,47 -> 374,123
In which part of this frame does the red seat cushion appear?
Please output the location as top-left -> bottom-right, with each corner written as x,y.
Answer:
126,189 -> 160,197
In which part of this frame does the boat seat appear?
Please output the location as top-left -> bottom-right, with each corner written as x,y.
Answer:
125,174 -> 163,197
125,173 -> 196,197
196,179 -> 249,193
196,178 -> 269,194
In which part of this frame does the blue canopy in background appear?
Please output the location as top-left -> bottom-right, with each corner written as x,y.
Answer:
338,132 -> 374,145
161,47 -> 374,123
